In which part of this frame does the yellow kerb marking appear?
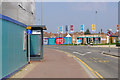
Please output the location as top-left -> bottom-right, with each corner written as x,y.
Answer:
95,71 -> 104,80
55,49 -> 104,79
74,56 -> 104,79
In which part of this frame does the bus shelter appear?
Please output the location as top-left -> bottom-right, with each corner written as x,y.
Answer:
26,25 -> 47,63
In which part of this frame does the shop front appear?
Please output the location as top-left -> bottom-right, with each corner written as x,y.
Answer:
77,36 -> 101,44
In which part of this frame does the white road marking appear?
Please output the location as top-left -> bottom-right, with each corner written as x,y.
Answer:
86,52 -> 92,53
73,52 -> 85,56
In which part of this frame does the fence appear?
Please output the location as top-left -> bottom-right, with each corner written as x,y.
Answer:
44,37 -> 72,45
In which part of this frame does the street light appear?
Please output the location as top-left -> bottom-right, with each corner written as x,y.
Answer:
41,0 -> 43,25
95,10 -> 98,44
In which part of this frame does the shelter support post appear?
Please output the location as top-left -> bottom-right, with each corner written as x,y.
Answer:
40,29 -> 43,59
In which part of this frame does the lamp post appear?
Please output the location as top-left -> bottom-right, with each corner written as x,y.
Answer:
95,11 -> 98,44
41,0 -> 43,25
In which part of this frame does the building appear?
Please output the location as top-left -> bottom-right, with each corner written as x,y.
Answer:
0,1 -> 36,79
43,32 -> 119,45
1,1 -> 35,25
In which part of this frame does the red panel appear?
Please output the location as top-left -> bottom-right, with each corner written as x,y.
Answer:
56,38 -> 65,44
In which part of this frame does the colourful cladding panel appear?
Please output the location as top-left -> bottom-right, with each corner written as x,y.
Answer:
0,19 -> 2,79
47,37 -> 72,45
2,19 -> 27,78
64,37 -> 72,44
48,38 -> 56,45
30,35 -> 40,55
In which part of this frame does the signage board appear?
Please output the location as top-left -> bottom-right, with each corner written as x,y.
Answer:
65,25 -> 68,32
77,39 -> 81,44
26,26 -> 31,30
70,25 -> 74,32
56,38 -> 65,44
107,31 -> 113,37
117,25 -> 119,32
32,30 -> 41,35
57,27 -> 59,33
95,38 -> 98,40
79,38 -> 82,40
27,30 -> 31,35
101,38 -> 106,41
60,26 -> 63,33
92,24 -> 95,31
43,38 -> 48,45
80,25 -> 84,32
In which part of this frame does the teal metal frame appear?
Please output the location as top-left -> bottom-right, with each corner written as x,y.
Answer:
40,29 -> 44,59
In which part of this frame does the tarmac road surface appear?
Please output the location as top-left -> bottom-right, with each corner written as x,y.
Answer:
45,45 -> 119,78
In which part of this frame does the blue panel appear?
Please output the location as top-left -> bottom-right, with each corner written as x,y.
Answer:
48,38 -> 56,45
30,35 -> 40,55
47,37 -> 72,45
0,19 -> 2,79
2,19 -> 27,78
64,37 -> 72,44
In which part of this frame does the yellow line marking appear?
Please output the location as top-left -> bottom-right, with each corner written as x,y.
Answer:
75,56 -> 105,80
95,71 -> 104,79
55,49 -> 104,79
74,56 -> 104,80
91,71 -> 100,79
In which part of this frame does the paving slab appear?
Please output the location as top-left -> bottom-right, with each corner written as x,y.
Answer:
23,48 -> 89,78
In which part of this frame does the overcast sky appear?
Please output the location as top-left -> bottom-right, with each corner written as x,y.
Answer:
36,2 -> 118,33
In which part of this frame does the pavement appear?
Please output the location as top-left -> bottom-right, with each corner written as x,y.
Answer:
86,45 -> 119,57
102,51 -> 119,57
11,48 -> 89,78
45,45 -> 119,78
90,45 -> 119,48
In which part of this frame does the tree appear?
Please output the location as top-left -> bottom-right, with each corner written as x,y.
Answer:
84,29 -> 91,35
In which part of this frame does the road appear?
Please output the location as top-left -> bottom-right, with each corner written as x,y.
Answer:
45,45 -> 119,78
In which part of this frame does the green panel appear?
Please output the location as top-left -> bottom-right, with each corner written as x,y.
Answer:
2,19 -> 27,78
30,35 -> 40,55
0,19 -> 2,79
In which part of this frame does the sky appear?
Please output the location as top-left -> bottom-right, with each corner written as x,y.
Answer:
36,2 -> 118,33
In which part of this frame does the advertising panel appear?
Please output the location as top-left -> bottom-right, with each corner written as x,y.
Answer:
43,38 -> 48,45
56,38 -> 65,44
